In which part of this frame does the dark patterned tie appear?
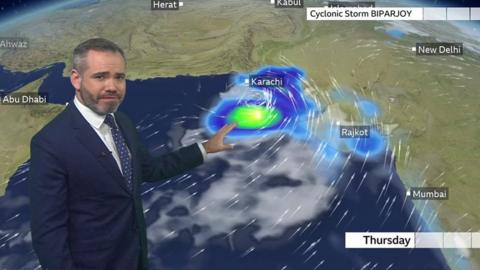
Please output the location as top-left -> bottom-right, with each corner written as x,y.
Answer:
104,114 -> 133,191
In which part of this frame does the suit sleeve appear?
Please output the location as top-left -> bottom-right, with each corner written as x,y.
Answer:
29,134 -> 76,270
139,142 -> 204,182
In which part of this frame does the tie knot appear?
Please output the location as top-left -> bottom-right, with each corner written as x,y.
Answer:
104,114 -> 118,129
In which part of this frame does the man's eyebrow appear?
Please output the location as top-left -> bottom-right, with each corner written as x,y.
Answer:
91,71 -> 126,77
91,71 -> 109,76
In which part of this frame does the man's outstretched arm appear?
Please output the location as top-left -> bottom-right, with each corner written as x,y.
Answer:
140,123 -> 236,182
29,135 -> 76,270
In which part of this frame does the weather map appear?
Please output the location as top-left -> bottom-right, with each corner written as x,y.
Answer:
0,0 -> 480,269
205,66 -> 387,161
205,66 -> 318,139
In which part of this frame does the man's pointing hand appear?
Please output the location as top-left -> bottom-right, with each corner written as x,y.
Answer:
202,123 -> 237,154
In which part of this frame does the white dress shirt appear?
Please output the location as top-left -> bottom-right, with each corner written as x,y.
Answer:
73,96 -> 206,174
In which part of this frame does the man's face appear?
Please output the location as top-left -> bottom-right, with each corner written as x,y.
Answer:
70,50 -> 126,115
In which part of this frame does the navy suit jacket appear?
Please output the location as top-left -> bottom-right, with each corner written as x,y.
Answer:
29,103 -> 204,270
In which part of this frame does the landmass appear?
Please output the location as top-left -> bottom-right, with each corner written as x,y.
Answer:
0,77 -> 64,196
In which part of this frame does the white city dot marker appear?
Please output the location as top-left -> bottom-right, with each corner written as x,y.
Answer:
411,47 -> 416,52
244,78 -> 249,84
179,2 -> 184,6
270,0 -> 275,4
406,190 -> 411,196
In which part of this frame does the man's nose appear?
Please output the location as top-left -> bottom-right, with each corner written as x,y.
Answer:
104,78 -> 118,91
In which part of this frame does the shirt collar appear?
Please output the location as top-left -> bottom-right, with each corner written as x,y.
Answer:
73,96 -> 113,129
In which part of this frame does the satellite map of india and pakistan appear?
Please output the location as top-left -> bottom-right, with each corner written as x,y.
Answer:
0,0 -> 479,269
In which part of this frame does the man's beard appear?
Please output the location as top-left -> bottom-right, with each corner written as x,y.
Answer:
79,84 -> 123,115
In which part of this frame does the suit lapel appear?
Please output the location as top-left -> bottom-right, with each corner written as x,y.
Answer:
67,104 -> 132,195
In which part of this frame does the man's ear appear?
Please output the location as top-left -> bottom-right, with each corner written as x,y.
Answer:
70,69 -> 81,91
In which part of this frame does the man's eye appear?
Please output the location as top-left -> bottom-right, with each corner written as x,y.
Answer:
94,75 -> 104,79
116,75 -> 125,80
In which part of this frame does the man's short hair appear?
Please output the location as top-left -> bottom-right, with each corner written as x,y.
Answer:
72,38 -> 126,73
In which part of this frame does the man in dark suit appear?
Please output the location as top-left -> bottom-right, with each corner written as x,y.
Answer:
29,38 -> 236,270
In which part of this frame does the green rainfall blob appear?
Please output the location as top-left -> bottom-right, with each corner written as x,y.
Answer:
227,105 -> 282,129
